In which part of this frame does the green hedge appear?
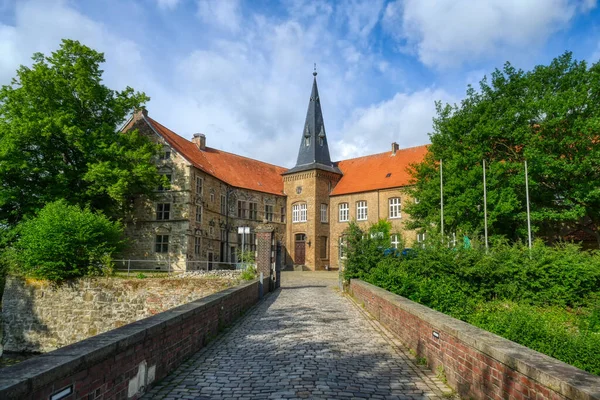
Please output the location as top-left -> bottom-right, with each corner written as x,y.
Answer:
344,222 -> 600,375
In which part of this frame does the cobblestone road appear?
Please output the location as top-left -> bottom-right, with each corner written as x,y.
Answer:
144,272 -> 451,400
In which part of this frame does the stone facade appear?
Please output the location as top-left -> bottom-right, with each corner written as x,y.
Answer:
329,187 -> 420,269
121,113 -> 286,271
1,275 -> 239,353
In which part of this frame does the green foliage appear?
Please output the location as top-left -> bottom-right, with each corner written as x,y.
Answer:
237,249 -> 256,265
348,222 -> 600,375
407,52 -> 600,247
343,219 -> 394,280
0,39 -> 162,227
240,266 -> 257,281
136,272 -> 147,279
7,200 -> 125,281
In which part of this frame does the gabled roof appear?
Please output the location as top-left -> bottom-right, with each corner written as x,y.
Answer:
145,117 -> 286,196
284,72 -> 341,175
331,145 -> 429,196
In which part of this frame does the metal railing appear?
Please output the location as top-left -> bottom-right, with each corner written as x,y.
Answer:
112,259 -> 255,276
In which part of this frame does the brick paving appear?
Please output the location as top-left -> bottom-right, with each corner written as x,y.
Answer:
143,272 -> 452,400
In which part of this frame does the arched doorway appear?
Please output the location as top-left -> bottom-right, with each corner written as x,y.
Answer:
295,233 -> 306,265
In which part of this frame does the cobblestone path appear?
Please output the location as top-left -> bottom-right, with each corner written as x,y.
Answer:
144,272 -> 451,400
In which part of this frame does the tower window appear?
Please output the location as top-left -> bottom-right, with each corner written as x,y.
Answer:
305,137 -> 310,146
292,203 -> 307,223
319,137 -> 323,146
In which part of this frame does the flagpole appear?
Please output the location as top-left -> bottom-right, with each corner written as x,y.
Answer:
483,159 -> 488,252
440,159 -> 444,241
525,160 -> 532,250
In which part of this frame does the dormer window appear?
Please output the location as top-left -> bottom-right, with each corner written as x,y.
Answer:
305,136 -> 310,146
319,137 -> 323,146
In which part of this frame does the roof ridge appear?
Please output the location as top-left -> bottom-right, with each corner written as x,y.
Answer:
147,117 -> 286,171
336,143 -> 430,163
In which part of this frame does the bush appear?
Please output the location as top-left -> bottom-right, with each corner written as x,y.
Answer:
8,200 -> 125,281
345,222 -> 600,375
240,266 -> 257,281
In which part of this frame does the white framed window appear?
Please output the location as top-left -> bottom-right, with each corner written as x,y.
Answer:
389,198 -> 401,219
320,204 -> 328,223
155,235 -> 169,253
194,237 -> 201,255
417,232 -> 426,248
156,203 -> 170,220
196,205 -> 202,223
196,176 -> 203,196
292,203 -> 307,223
265,205 -> 274,221
391,234 -> 401,249
210,192 -> 215,202
221,194 -> 227,215
339,236 -> 346,259
356,201 -> 368,221
339,203 -> 349,222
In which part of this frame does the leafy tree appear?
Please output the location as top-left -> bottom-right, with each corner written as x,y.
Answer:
406,52 -> 600,247
7,200 -> 125,281
0,39 -> 162,227
343,219 -> 392,280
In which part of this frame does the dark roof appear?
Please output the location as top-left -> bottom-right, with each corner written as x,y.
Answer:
284,73 -> 341,175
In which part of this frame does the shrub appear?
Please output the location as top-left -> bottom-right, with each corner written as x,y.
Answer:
9,200 -> 125,281
240,266 -> 257,281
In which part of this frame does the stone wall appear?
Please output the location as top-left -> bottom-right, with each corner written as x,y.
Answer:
1,275 -> 238,353
350,280 -> 600,400
0,279 -> 265,400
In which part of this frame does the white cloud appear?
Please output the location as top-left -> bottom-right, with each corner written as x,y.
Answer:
197,0 -> 242,32
334,89 -> 456,160
383,0 -> 596,68
337,0 -> 385,39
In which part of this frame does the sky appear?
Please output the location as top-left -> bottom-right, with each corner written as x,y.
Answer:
0,0 -> 599,168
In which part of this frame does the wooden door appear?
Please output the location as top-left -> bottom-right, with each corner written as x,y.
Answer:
295,233 -> 306,265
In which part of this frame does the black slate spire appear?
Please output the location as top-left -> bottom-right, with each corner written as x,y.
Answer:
284,70 -> 341,175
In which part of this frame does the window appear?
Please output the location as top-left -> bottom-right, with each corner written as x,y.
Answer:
280,207 -> 286,223
210,192 -> 215,202
221,195 -> 227,215
417,232 -> 426,248
238,232 -> 256,252
320,204 -> 328,223
305,136 -> 310,146
155,235 -> 169,253
237,200 -> 248,219
356,201 -> 368,221
339,236 -> 346,258
391,234 -> 401,249
196,205 -> 202,223
319,137 -> 324,146
320,236 -> 328,259
265,205 -> 274,221
194,237 -> 201,255
249,202 -> 258,220
389,198 -> 401,219
196,176 -> 203,196
209,226 -> 214,236
339,203 -> 349,222
156,203 -> 170,220
158,149 -> 171,160
292,203 -> 307,222
158,174 -> 172,191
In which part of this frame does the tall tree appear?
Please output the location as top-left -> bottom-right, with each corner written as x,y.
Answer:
406,53 -> 600,248
0,39 -> 162,227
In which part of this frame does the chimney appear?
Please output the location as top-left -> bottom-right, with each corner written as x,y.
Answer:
391,142 -> 399,156
131,108 -> 148,123
192,133 -> 206,150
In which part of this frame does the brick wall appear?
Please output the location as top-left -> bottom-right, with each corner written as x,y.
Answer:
0,279 -> 267,400
350,280 -> 600,400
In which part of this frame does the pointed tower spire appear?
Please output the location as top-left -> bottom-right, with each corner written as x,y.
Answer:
284,69 -> 341,175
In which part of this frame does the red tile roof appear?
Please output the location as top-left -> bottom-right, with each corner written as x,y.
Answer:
145,117 -> 286,196
331,145 -> 429,196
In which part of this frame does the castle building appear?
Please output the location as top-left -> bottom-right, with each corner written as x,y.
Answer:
121,72 -> 427,271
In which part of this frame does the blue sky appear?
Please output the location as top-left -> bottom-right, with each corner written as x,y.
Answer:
0,0 -> 599,168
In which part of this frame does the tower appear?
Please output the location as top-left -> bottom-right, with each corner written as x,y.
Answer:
283,69 -> 342,270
